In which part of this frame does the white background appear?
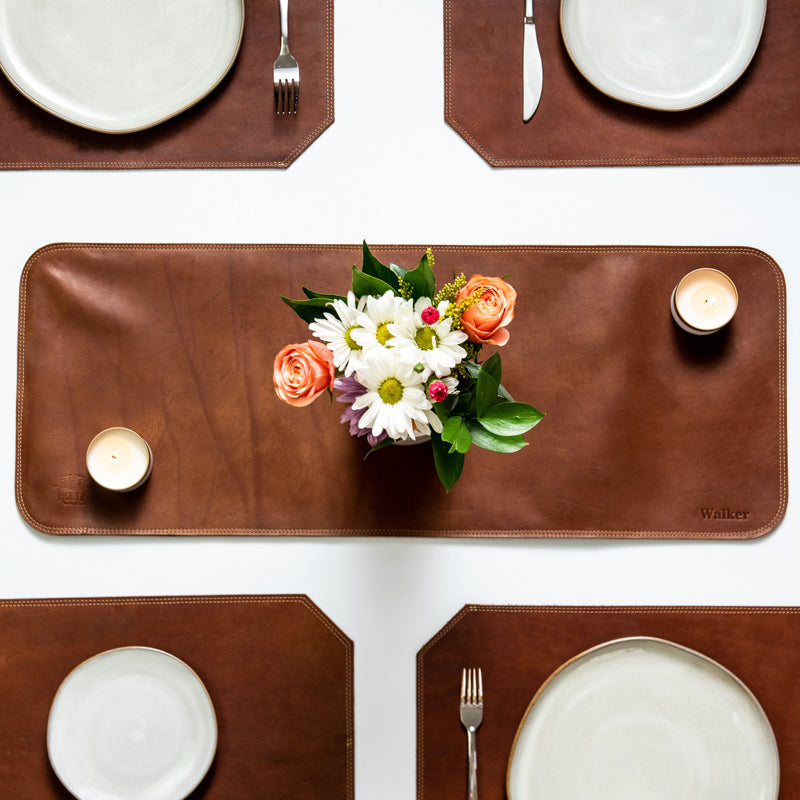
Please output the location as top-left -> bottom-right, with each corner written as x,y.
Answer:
0,2 -> 797,798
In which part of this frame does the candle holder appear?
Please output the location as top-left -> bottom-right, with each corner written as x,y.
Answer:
86,427 -> 153,492
670,268 -> 738,335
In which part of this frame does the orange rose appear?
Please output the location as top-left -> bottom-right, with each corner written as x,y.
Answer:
273,341 -> 335,407
456,275 -> 517,346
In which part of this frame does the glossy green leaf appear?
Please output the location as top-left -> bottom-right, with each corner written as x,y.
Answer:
481,352 -> 502,384
402,251 -> 436,300
281,295 -> 334,324
389,262 -> 409,281
475,367 -> 501,417
364,439 -> 395,458
477,402 -> 544,436
301,287 -> 345,302
361,241 -> 400,289
497,383 -> 514,402
441,415 -> 472,454
466,421 -> 528,453
431,432 -> 465,492
351,266 -> 394,299
462,361 -> 481,379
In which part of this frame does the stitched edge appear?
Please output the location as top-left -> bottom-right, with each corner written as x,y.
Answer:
416,604 -> 800,786
442,0 -> 800,168
417,603 -> 800,799
0,593 -> 354,799
16,243 -> 787,539
0,0 -> 335,170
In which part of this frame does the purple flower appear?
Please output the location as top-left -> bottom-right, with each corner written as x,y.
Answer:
333,376 -> 388,446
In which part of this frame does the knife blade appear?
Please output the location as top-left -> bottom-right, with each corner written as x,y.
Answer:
523,0 -> 543,122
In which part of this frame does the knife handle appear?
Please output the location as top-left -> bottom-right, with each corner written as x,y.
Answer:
525,0 -> 533,23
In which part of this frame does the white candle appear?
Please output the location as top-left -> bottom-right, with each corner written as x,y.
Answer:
671,268 -> 738,334
86,427 -> 152,492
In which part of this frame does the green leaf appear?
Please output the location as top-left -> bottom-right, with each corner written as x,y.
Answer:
281,295 -> 334,324
497,382 -> 514,402
402,251 -> 436,300
361,241 -> 400,290
433,400 -> 452,423
477,402 -> 544,436
364,439 -> 395,458
481,352 -> 502,384
475,367 -> 501,417
351,266 -> 395,299
463,361 -> 481,379
441,415 -> 472,454
466,421 -> 528,453
301,287 -> 346,302
389,262 -> 409,281
431,432 -> 465,492
452,390 -> 475,417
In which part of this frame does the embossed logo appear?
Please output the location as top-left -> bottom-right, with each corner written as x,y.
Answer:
55,474 -> 90,506
700,508 -> 750,521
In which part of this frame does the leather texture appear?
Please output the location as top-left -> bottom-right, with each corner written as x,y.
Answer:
16,243 -> 786,538
444,0 -> 800,167
417,605 -> 800,800
0,0 -> 334,169
0,595 -> 353,800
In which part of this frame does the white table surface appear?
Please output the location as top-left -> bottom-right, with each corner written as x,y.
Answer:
0,2 -> 797,797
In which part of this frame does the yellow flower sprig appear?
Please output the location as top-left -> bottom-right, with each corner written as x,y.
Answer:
443,288 -> 484,330
433,273 -> 467,306
397,276 -> 414,299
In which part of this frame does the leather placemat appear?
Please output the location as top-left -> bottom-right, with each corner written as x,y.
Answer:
16,243 -> 786,537
444,0 -> 800,167
417,605 -> 800,799
0,0 -> 333,169
0,595 -> 353,800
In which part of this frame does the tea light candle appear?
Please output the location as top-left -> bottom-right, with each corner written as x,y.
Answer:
671,268 -> 738,335
86,427 -> 152,491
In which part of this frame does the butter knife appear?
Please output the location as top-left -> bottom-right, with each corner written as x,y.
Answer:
523,0 -> 543,122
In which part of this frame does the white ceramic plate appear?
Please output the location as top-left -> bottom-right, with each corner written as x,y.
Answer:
0,0 -> 244,132
47,647 -> 217,800
560,0 -> 767,110
507,637 -> 779,800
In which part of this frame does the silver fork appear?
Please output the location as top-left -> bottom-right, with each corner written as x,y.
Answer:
273,0 -> 299,114
459,668 -> 484,800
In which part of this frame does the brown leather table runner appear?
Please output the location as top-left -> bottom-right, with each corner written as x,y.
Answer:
16,243 -> 786,538
0,0 -> 333,169
444,0 -> 800,167
417,605 -> 800,799
0,595 -> 353,799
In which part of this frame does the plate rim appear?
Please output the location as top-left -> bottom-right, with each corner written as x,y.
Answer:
505,635 -> 780,799
47,645 -> 218,800
0,0 -> 245,134
559,0 -> 768,112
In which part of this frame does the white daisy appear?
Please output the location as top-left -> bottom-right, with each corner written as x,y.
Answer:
389,298 -> 468,378
309,292 -> 367,376
351,346 -> 433,441
349,291 -> 411,352
409,407 -> 444,439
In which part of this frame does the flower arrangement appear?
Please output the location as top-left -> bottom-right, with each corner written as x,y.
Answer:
273,242 -> 543,490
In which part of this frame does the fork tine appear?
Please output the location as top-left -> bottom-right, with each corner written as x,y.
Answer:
273,0 -> 299,114
461,667 -> 467,702
273,79 -> 299,115
476,668 -> 483,702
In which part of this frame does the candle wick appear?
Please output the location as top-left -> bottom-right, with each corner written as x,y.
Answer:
704,295 -> 717,308
110,454 -> 119,462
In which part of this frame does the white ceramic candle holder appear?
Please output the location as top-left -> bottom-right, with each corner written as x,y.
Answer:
670,268 -> 738,335
86,427 -> 153,491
